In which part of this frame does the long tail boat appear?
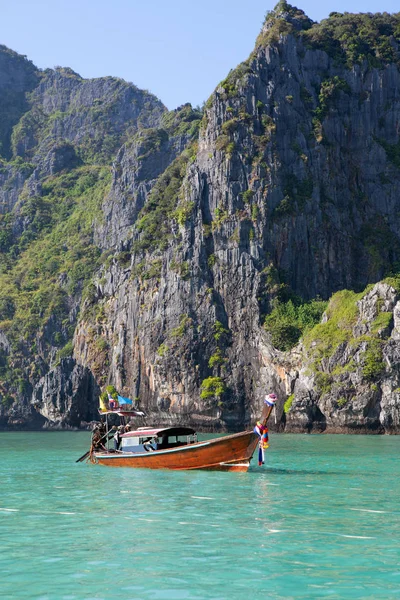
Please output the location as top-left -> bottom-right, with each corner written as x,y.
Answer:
82,396 -> 276,472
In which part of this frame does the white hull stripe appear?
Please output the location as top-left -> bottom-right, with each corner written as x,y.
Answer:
95,441 -> 211,459
219,462 -> 249,467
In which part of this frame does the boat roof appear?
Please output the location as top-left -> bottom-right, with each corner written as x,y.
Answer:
121,426 -> 196,438
98,410 -> 145,416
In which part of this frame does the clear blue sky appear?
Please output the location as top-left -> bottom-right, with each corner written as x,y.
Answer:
2,0 -> 399,110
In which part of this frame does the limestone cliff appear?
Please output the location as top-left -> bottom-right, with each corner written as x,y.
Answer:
1,5 -> 400,431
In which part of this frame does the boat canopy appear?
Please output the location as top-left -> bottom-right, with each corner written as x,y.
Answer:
98,410 -> 145,416
121,427 -> 196,439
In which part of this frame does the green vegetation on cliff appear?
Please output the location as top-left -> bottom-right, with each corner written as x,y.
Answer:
133,144 -> 196,253
256,2 -> 400,69
0,166 -> 110,388
302,289 -> 368,359
264,297 -> 327,351
200,376 -> 226,402
161,103 -> 202,139
302,285 -> 392,394
268,280 -> 396,403
303,10 -> 400,68
256,1 -> 312,48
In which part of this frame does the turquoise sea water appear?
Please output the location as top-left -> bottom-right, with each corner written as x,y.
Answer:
1,432 -> 400,600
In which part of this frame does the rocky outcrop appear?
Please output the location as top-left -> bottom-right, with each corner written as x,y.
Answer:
0,357 -> 98,430
285,282 -> 400,433
0,45 -> 38,159
31,358 -> 100,428
12,67 -> 166,167
97,104 -> 201,248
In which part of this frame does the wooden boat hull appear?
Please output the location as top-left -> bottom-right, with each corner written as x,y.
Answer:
94,430 -> 259,472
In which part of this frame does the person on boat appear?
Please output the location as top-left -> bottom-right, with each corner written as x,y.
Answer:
92,428 -> 106,451
159,434 -> 169,449
113,426 -> 123,450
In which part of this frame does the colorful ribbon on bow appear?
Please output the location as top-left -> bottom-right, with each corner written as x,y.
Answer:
254,421 -> 269,466
254,394 -> 276,466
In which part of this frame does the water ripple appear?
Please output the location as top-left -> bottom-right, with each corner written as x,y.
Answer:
1,431 -> 400,599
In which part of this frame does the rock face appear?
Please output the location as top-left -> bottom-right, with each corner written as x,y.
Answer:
12,67 -> 166,167
0,45 -> 38,159
97,104 -> 201,249
31,358 -> 100,429
2,5 -> 400,431
286,283 -> 400,433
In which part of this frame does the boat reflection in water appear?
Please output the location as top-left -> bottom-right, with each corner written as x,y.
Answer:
82,396 -> 276,473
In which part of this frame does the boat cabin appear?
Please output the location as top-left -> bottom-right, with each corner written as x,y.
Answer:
120,426 -> 197,453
